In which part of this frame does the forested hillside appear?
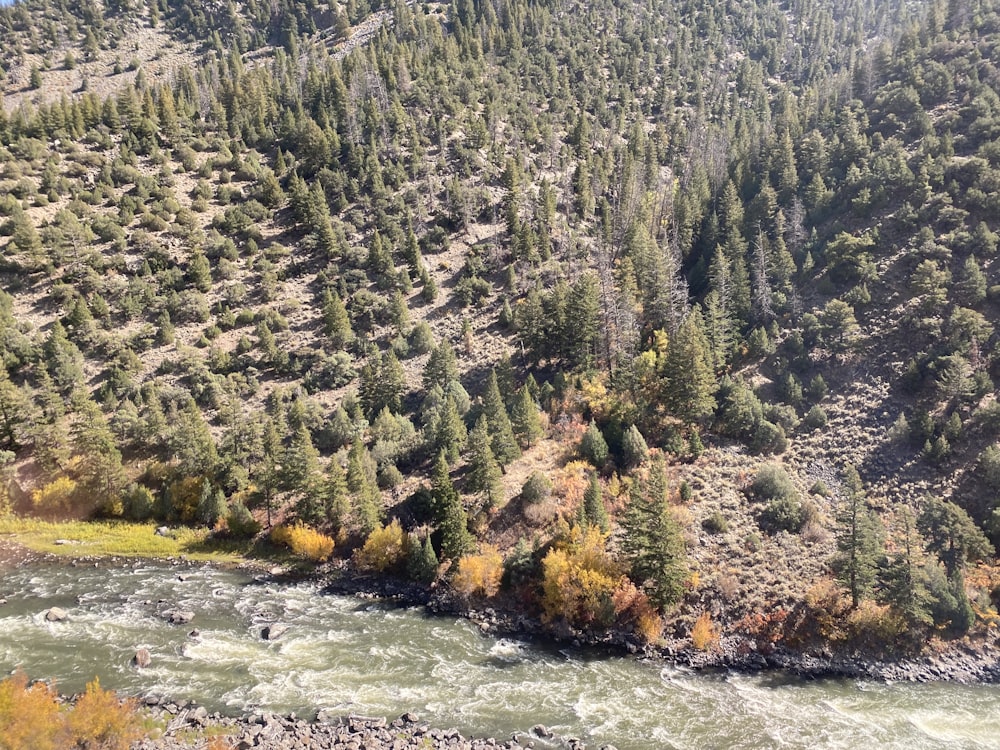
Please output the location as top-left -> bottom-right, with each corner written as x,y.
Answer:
1,0 -> 999,655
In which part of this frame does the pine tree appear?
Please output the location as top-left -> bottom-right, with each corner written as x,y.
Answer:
579,420 -> 609,468
284,423 -> 323,525
621,424 -> 649,467
581,472 -> 609,532
430,452 -> 472,560
482,370 -> 520,468
408,534 -> 439,582
433,394 -> 467,463
324,458 -> 351,532
347,438 -> 381,535
466,415 -> 504,510
660,307 -> 716,423
422,340 -> 458,391
321,288 -> 354,349
621,455 -> 687,609
509,385 -> 543,449
832,465 -> 884,608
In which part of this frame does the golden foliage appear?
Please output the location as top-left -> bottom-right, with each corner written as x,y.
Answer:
0,671 -> 141,750
31,476 -> 78,517
552,461 -> 590,515
452,544 -> 504,598
166,476 -> 207,524
541,527 -> 623,627
0,670 -> 61,750
355,519 -> 408,572
271,523 -> 334,562
66,677 -> 142,750
691,612 -> 720,651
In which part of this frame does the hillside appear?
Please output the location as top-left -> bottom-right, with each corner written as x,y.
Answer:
1,0 -> 999,659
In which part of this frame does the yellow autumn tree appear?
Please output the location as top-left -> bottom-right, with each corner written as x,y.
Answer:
452,544 -> 504,598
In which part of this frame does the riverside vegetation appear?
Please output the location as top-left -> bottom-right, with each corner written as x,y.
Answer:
1,0 -> 1000,718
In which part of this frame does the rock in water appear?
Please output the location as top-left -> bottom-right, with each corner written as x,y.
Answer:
44,607 -> 67,622
133,648 -> 152,668
166,610 -> 195,624
261,624 -> 289,641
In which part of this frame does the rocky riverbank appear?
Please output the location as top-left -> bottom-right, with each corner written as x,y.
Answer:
132,700 -> 600,750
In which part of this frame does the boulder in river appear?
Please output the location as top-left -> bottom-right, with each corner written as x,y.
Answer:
44,607 -> 67,622
165,610 -> 195,624
133,648 -> 152,668
261,623 -> 289,641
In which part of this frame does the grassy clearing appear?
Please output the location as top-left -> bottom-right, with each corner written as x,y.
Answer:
0,517 -> 262,563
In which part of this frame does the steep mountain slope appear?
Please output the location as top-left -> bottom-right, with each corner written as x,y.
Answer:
4,0 -> 1000,657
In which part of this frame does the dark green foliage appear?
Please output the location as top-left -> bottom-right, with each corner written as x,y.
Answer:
482,370 -> 520,468
620,425 -> 648,467
918,497 -> 993,576
621,456 -> 687,610
579,420 -> 609,468
509,385 -> 543,449
227,501 -> 261,538
466,416 -> 503,510
520,471 -> 552,505
407,534 -> 439,583
579,473 -> 608,532
430,452 -> 472,560
832,465 -> 884,607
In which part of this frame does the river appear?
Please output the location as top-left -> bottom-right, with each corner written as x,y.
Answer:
1,560 -> 999,749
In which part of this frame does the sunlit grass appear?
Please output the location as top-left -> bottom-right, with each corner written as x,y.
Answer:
0,517 -> 262,563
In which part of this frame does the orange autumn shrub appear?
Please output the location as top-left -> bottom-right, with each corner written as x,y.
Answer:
691,612 -> 720,651
452,544 -> 504,598
0,671 -> 141,750
66,677 -> 142,750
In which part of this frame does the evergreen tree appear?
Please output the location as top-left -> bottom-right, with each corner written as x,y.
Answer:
347,438 -> 381,535
321,288 -> 355,349
621,456 -> 687,609
580,472 -> 609,532
482,370 -> 520,468
509,385 -> 543,449
660,307 -> 716,423
169,399 -> 219,478
466,415 -> 504,509
430,451 -> 472,560
579,420 -> 609,468
284,423 -> 322,524
324,457 -> 351,532
408,534 -> 439,582
832,465 -> 884,608
433,394 -> 467,463
422,340 -> 458,391
621,424 -> 649,467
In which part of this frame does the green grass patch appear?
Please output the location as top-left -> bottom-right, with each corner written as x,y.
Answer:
0,517 -> 260,563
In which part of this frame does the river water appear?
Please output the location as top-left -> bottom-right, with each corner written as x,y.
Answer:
1,560 -> 999,749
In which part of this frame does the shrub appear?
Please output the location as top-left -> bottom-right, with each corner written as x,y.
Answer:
540,526 -> 621,627
702,511 -> 728,534
760,495 -> 806,533
32,476 -> 79,517
355,519 -> 408,572
67,677 -> 142,750
748,464 -> 798,504
0,670 -> 61,750
225,501 -> 260,538
0,672 -> 141,750
271,523 -> 334,562
691,612 -> 719,651
803,405 -> 828,429
452,544 -> 504,598
520,471 -> 552,504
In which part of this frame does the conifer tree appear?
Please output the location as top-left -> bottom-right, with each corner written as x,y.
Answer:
581,472 -> 609,532
509,385 -> 543,448
482,370 -> 520,468
579,420 -> 609,468
430,451 -> 472,560
321,288 -> 354,349
433,394 -> 467,463
284,423 -> 322,524
324,458 -> 351,532
660,307 -> 716,423
347,438 -> 381,536
466,415 -> 504,510
422,340 -> 458,391
621,456 -> 687,609
832,464 -> 884,608
621,424 -> 649,467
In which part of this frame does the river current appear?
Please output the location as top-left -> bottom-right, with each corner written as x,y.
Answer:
1,560 -> 999,749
